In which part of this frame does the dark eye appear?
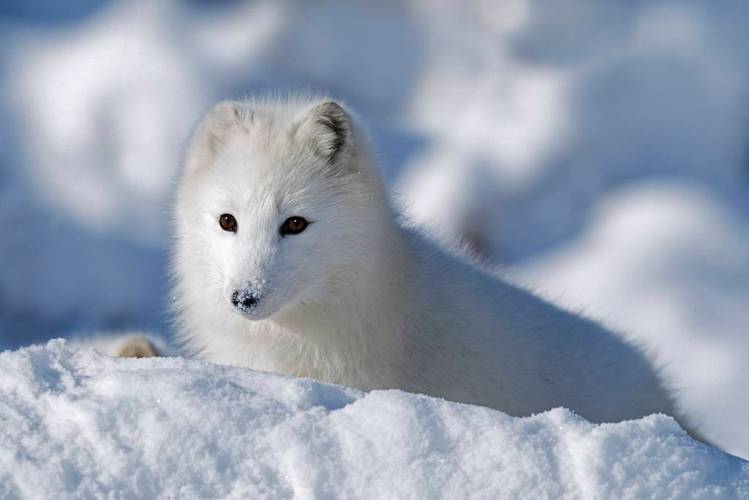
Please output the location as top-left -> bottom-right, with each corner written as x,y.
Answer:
219,213 -> 237,232
280,216 -> 308,236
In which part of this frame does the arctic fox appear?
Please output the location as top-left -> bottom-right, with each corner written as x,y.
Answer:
172,96 -> 677,424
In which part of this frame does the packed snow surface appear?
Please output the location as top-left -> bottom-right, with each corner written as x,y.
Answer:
1,341 -> 747,499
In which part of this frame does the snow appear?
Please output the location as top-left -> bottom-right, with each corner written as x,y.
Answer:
1,340 -> 747,499
1,0 -> 748,467
514,182 -> 749,459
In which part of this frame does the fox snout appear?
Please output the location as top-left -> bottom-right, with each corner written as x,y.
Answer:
229,285 -> 262,312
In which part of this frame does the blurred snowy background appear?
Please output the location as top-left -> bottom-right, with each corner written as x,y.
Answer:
0,0 -> 747,457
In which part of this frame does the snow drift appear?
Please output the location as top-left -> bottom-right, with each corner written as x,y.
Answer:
2,0 -> 748,458
1,340 -> 746,498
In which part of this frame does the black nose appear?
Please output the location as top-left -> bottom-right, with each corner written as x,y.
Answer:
231,289 -> 259,309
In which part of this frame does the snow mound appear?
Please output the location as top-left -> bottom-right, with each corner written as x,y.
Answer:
1,341 -> 746,499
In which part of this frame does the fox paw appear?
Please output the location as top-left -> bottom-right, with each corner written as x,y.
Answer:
116,337 -> 160,358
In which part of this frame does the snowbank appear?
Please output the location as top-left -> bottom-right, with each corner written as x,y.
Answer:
1,0 -> 748,462
1,341 -> 746,499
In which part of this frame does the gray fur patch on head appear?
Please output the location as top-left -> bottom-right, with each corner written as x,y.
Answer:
184,100 -> 244,174
305,100 -> 351,163
204,101 -> 243,154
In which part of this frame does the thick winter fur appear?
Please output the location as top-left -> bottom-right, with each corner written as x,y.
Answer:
173,96 -> 678,424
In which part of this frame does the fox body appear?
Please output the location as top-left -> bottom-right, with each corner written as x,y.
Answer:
172,96 -> 675,423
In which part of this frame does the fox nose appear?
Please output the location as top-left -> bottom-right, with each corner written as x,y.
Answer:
231,288 -> 260,309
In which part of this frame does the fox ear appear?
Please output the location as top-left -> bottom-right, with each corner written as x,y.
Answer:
185,101 -> 243,173
296,100 -> 351,164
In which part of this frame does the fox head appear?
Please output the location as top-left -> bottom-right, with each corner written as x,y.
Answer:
173,98 -> 389,322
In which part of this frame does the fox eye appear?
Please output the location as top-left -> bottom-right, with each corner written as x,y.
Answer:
219,213 -> 237,232
280,216 -> 308,236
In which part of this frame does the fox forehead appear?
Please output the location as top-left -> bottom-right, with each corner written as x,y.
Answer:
216,112 -> 312,171
203,165 -> 341,233
207,126 -> 326,202
185,97 -> 364,219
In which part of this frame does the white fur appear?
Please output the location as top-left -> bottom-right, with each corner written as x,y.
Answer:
173,95 -> 678,424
